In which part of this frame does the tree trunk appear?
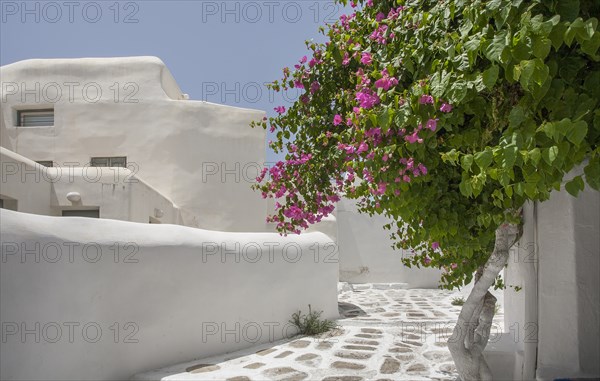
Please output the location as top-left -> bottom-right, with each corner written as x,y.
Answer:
448,223 -> 519,381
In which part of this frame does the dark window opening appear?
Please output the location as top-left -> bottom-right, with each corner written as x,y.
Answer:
36,161 -> 54,167
62,209 -> 100,218
90,157 -> 127,168
17,109 -> 54,127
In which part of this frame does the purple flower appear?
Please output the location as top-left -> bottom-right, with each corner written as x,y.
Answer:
274,106 -> 286,114
374,69 -> 399,91
426,118 -> 438,131
419,95 -> 434,105
310,81 -> 321,94
333,114 -> 343,126
361,52 -> 373,65
342,52 -> 351,66
440,103 -> 453,113
355,90 -> 380,109
432,242 -> 440,250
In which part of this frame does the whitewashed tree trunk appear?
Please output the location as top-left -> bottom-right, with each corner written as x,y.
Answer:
448,223 -> 519,381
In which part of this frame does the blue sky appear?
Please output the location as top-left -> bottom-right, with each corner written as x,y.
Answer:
1,0 -> 350,162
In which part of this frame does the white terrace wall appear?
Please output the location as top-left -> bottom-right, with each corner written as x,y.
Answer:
0,57 -> 268,232
502,167 -> 600,380
336,198 -> 442,288
0,209 -> 339,381
1,147 -> 181,224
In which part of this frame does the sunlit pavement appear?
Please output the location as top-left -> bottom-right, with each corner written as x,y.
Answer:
133,283 -> 504,381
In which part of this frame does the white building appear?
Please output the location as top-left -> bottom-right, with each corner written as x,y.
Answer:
0,57 -> 441,381
3,56 -> 593,381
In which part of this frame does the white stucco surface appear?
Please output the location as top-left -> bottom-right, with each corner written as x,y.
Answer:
1,57 -> 268,232
502,169 -> 600,381
0,209 -> 338,381
1,147 -> 181,224
336,198 -> 442,288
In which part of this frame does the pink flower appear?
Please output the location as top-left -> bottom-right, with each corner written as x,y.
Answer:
274,106 -> 286,114
419,95 -> 434,105
405,130 -> 423,144
355,90 -> 380,109
376,12 -> 385,21
357,141 -> 369,154
366,0 -> 373,6
432,242 -> 440,250
451,263 -> 458,269
300,56 -> 307,64
342,52 -> 351,66
440,103 -> 453,113
293,80 -> 304,89
424,256 -> 431,265
374,69 -> 399,91
333,114 -> 343,126
310,81 -> 320,94
361,52 -> 373,65
426,118 -> 438,131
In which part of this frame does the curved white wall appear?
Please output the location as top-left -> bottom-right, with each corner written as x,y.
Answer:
336,198 -> 442,288
0,209 -> 338,381
0,57 -> 267,232
1,147 -> 181,224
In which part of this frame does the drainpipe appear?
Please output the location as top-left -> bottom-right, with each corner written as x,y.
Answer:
522,201 -> 539,380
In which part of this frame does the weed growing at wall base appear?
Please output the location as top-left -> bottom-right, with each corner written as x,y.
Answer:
289,305 -> 337,336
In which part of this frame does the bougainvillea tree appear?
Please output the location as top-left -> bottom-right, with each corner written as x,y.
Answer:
251,0 -> 599,378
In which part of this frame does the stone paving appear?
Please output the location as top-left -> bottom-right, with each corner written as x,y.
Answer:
134,283 -> 504,381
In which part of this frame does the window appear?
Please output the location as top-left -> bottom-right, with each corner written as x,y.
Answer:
36,161 -> 54,167
0,196 -> 18,211
17,109 -> 54,127
90,157 -> 127,168
62,209 -> 100,218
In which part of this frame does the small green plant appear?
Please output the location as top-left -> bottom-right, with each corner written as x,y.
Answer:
451,297 -> 465,306
289,304 -> 336,336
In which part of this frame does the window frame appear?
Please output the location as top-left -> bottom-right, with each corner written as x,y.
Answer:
16,109 -> 55,127
90,157 -> 127,168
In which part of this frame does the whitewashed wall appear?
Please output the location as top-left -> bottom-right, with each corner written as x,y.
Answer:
1,147 -> 181,224
0,57 -> 268,232
336,198 -> 442,288
0,209 -> 339,381
501,167 -> 600,380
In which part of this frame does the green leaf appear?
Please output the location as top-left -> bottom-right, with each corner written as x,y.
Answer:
461,154 -> 474,172
548,22 -> 568,50
584,158 -> 600,190
556,0 -> 580,23
503,145 -> 518,169
565,175 -> 584,197
431,71 -> 451,98
581,32 -> 600,57
529,148 -> 542,166
475,148 -> 494,170
565,120 -> 588,147
565,18 -> 585,47
482,65 -> 500,89
542,121 -> 559,141
542,146 -> 559,164
485,30 -> 509,62
459,179 -> 473,197
519,59 -> 549,90
532,36 -> 551,59
447,79 -> 468,103
509,107 -> 526,128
